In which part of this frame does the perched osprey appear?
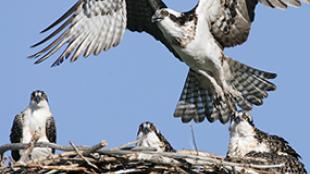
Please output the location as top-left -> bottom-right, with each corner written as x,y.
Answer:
227,112 -> 301,159
136,121 -> 175,152
10,90 -> 56,162
227,112 -> 307,173
30,0 -> 308,123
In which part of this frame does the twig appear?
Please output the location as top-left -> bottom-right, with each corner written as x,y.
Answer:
0,141 -> 291,174
19,131 -> 40,163
190,125 -> 199,155
69,141 -> 99,170
19,164 -> 93,174
110,168 -> 145,174
83,140 -> 108,155
98,149 -> 285,170
114,139 -> 139,150
0,140 -> 107,157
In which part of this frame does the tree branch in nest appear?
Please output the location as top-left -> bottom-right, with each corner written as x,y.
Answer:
0,141 -> 286,174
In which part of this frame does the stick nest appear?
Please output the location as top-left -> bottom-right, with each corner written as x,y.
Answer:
0,141 -> 285,174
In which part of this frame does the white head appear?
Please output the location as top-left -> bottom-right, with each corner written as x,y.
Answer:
152,8 -> 194,41
227,112 -> 273,157
29,90 -> 49,109
136,121 -> 175,152
227,112 -> 259,157
229,111 -> 255,137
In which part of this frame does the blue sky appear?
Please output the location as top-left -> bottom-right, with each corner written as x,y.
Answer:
0,0 -> 309,169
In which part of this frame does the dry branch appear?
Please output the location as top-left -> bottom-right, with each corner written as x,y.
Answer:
0,141 -> 285,174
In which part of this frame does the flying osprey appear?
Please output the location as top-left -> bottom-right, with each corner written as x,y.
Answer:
227,112 -> 301,159
29,0 -> 308,123
136,121 -> 175,152
10,90 -> 56,162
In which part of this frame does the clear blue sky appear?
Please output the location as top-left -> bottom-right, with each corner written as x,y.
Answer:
0,0 -> 309,169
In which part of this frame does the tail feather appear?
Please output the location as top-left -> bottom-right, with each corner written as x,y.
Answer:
232,69 -> 275,96
229,58 -> 277,80
174,57 -> 277,124
174,71 -> 212,123
225,57 -> 276,109
174,69 -> 235,124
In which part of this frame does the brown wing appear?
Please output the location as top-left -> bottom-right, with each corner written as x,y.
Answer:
126,0 -> 181,60
255,128 -> 301,159
29,0 -> 181,67
10,114 -> 24,161
46,116 -> 57,154
197,0 -> 308,48
29,0 -> 127,67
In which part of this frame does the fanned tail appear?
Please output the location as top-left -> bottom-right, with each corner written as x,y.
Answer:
224,56 -> 276,109
174,57 -> 277,124
174,69 -> 236,124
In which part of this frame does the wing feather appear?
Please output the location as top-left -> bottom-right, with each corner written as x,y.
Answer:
30,0 -> 182,66
46,117 -> 57,154
126,0 -> 182,60
10,114 -> 24,161
30,0 -> 127,66
197,0 -> 308,48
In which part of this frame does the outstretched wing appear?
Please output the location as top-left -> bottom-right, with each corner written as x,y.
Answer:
30,0 -> 127,67
259,0 -> 309,8
30,0 -> 180,67
196,0 -> 308,48
10,114 -> 24,161
46,116 -> 57,154
126,0 -> 181,60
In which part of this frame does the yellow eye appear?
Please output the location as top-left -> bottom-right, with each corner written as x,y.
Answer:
160,10 -> 169,17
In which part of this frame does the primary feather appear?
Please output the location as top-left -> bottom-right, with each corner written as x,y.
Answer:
30,0 -> 308,124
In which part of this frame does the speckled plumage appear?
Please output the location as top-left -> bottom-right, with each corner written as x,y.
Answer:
10,90 -> 56,162
227,112 -> 306,174
30,0 -> 308,124
228,112 -> 301,158
136,122 -> 175,152
228,152 -> 307,174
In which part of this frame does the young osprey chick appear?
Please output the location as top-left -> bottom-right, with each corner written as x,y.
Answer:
226,112 -> 306,174
136,121 -> 175,152
227,111 -> 300,158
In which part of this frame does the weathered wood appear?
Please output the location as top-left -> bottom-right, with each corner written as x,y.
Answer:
0,141 -> 284,174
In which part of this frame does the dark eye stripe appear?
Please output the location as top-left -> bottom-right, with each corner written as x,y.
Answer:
160,10 -> 169,16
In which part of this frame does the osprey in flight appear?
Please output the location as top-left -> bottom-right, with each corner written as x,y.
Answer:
227,112 -> 307,173
136,121 -> 175,152
30,0 -> 308,123
10,90 -> 56,162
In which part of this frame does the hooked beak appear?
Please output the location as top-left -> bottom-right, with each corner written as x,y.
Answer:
34,96 -> 41,104
151,14 -> 164,23
142,127 -> 150,134
233,116 -> 242,124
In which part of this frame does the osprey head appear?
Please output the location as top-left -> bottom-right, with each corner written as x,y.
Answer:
152,8 -> 197,46
230,111 -> 255,136
30,90 -> 49,107
137,121 -> 157,136
136,121 -> 175,152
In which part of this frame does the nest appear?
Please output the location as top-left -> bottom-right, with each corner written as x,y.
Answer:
0,140 -> 285,174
